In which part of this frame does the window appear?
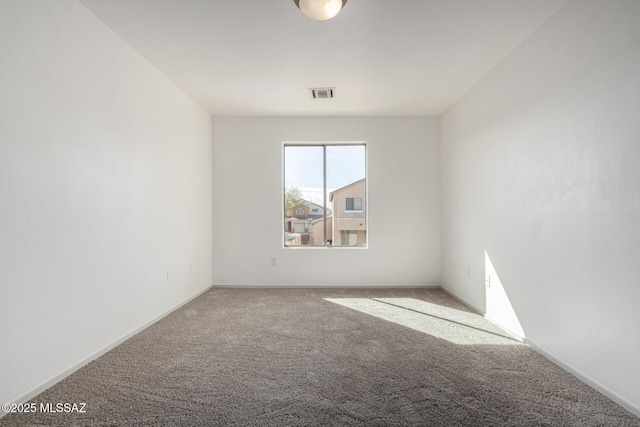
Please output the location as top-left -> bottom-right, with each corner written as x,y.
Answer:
284,143 -> 366,247
345,198 -> 362,211
341,230 -> 358,246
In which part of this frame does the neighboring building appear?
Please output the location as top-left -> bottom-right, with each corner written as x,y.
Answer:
285,199 -> 331,246
284,184 -> 367,247
287,200 -> 329,221
312,216 -> 333,246
284,217 -> 313,245
329,178 -> 366,246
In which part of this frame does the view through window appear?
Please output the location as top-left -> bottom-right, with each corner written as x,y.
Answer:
284,144 -> 366,247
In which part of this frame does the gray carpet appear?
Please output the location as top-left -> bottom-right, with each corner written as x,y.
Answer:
2,287 -> 638,426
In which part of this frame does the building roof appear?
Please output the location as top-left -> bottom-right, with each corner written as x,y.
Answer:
329,178 -> 366,201
311,215 -> 333,224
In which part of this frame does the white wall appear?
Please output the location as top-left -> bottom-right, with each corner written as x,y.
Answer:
0,0 -> 213,406
441,0 -> 640,414
213,117 -> 440,286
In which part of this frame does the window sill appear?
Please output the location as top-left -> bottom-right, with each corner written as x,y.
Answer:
283,245 -> 367,249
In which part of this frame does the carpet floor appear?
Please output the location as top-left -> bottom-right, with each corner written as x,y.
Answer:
1,287 -> 638,426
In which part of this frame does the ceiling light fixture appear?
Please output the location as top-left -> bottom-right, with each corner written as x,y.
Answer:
293,0 -> 347,21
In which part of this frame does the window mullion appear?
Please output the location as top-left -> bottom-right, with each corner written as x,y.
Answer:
323,145 -> 327,246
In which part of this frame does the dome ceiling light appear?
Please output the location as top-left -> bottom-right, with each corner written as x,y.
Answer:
293,0 -> 348,21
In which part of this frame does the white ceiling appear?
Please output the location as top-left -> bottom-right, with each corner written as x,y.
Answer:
79,0 -> 566,116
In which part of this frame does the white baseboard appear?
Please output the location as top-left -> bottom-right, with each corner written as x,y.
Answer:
524,339 -> 640,418
439,285 -> 484,315
483,314 -> 526,343
211,283 -> 441,289
440,285 -> 639,418
5,284 -> 638,420
1,284 -> 212,420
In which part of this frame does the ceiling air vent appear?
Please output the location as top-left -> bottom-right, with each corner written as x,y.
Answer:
310,87 -> 335,99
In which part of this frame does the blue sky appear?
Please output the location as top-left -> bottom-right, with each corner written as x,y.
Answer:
284,145 -> 366,207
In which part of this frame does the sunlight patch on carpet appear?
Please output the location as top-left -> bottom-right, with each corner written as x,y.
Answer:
324,298 -> 521,346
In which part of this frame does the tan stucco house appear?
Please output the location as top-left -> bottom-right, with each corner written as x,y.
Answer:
329,178 -> 366,246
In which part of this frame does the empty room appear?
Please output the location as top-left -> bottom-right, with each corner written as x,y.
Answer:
1,0 -> 639,425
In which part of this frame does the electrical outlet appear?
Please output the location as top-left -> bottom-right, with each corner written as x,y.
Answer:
486,275 -> 491,287
271,256 -> 277,265
189,264 -> 193,274
167,270 -> 171,282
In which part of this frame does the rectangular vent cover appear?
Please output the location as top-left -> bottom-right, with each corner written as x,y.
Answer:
310,87 -> 335,99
